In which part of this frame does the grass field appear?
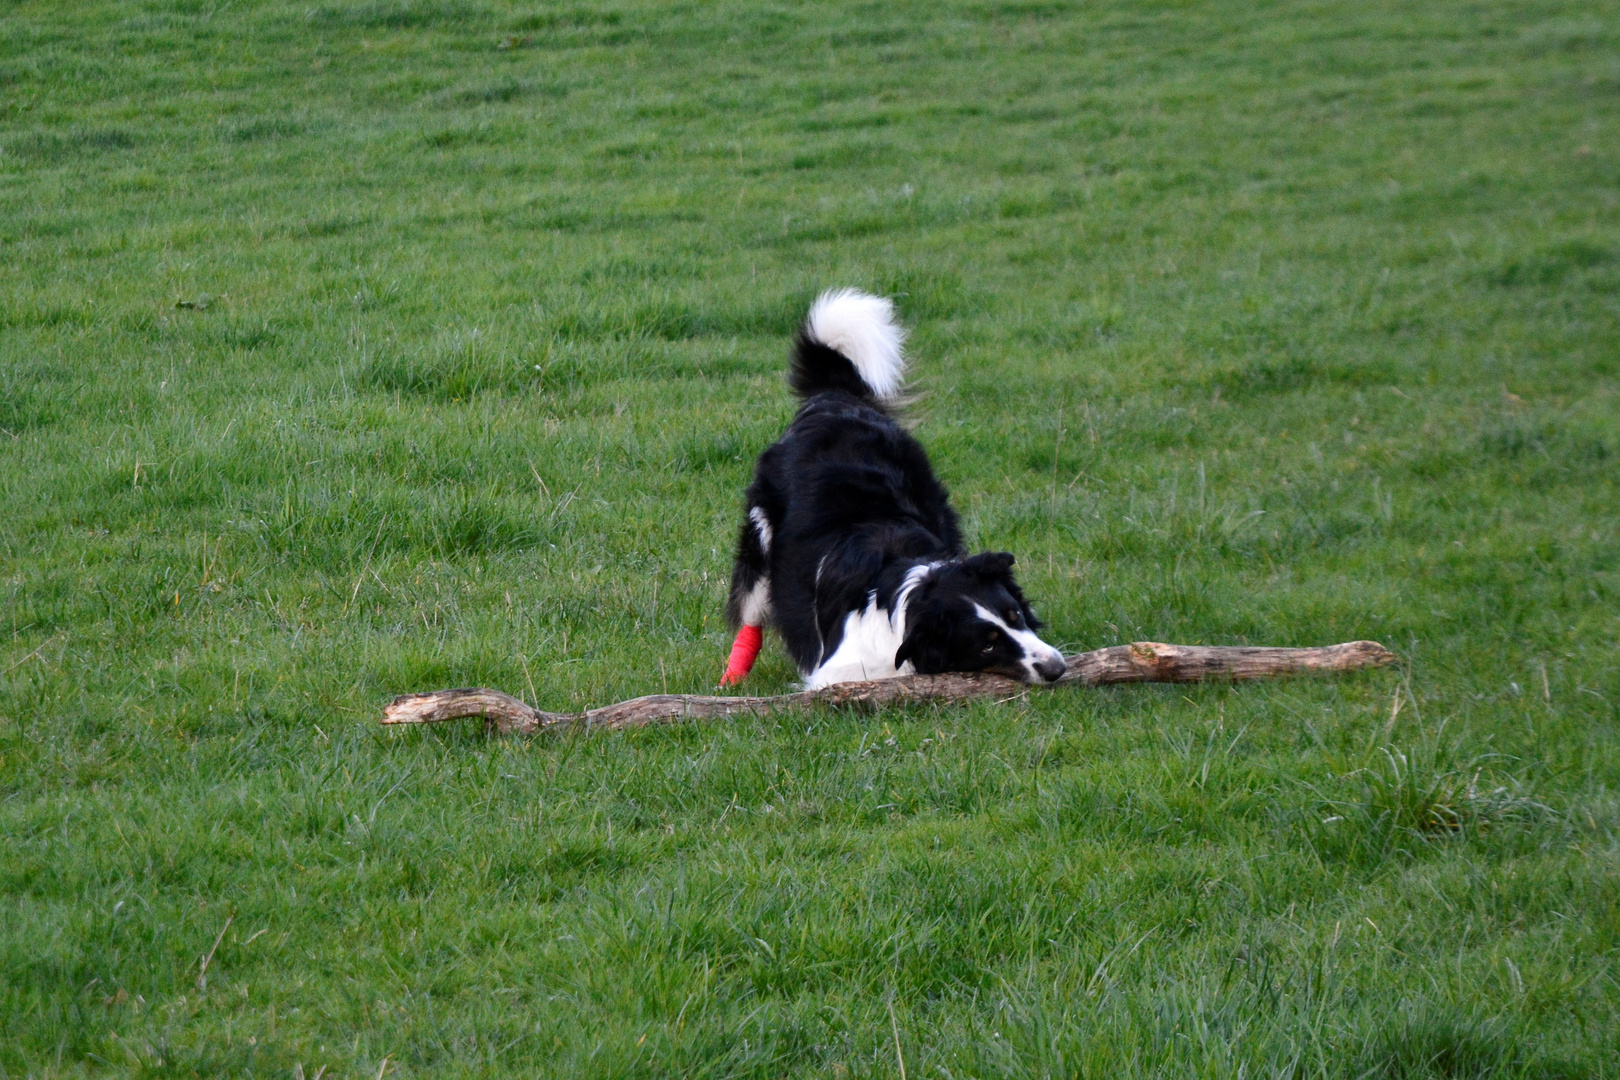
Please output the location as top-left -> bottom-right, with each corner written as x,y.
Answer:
3,0 -> 1619,1075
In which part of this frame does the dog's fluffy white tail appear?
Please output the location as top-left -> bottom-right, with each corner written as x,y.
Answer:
802,288 -> 907,401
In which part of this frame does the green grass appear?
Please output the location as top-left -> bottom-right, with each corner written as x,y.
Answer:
2,0 -> 1618,1075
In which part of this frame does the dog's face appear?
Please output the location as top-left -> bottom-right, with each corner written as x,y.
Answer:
895,552 -> 1066,682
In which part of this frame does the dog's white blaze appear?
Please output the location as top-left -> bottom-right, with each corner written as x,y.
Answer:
805,288 -> 907,401
805,564 -> 934,689
738,578 -> 771,625
971,602 -> 1064,680
749,506 -> 773,553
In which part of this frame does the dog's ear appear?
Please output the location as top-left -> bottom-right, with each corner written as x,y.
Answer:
968,551 -> 1044,629
965,551 -> 1016,579
895,625 -> 948,674
1000,573 -> 1044,630
1018,600 -> 1044,631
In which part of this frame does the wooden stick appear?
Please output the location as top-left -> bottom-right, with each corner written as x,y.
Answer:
381,640 -> 1395,736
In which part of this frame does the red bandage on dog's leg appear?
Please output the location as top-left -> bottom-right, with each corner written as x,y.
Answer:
720,625 -> 763,686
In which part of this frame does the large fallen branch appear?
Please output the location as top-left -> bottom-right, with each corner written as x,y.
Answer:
381,640 -> 1395,736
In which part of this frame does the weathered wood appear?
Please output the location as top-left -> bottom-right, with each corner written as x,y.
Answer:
381,640 -> 1395,735
1061,639 -> 1397,686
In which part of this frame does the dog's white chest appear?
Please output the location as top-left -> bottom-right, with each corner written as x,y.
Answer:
804,601 -> 912,689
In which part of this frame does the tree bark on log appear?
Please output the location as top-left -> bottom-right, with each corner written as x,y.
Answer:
381,640 -> 1395,736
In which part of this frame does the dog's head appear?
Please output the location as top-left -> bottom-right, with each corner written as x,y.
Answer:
895,552 -> 1066,683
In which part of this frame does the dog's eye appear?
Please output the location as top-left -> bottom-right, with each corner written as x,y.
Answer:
1004,609 -> 1022,627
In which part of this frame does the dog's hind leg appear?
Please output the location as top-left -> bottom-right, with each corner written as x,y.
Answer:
726,504 -> 774,628
721,504 -> 774,685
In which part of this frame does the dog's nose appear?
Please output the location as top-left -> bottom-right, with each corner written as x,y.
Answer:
1034,654 -> 1066,682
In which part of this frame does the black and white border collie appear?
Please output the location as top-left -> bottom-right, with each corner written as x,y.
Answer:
723,289 -> 1067,690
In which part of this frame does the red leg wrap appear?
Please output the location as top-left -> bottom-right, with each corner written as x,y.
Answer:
719,624 -> 763,686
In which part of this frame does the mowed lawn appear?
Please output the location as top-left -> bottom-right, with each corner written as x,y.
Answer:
3,0 -> 1618,1075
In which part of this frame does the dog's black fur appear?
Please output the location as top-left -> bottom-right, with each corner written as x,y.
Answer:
726,291 -> 1066,688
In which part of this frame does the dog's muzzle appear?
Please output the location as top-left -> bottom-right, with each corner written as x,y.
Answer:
1032,653 -> 1066,682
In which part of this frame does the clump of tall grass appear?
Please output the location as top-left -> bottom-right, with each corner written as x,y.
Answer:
1355,1004 -> 1584,1080
1312,727 -> 1552,861
1362,744 -> 1515,836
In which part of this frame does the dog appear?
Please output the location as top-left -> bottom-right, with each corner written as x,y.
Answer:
721,288 -> 1067,689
